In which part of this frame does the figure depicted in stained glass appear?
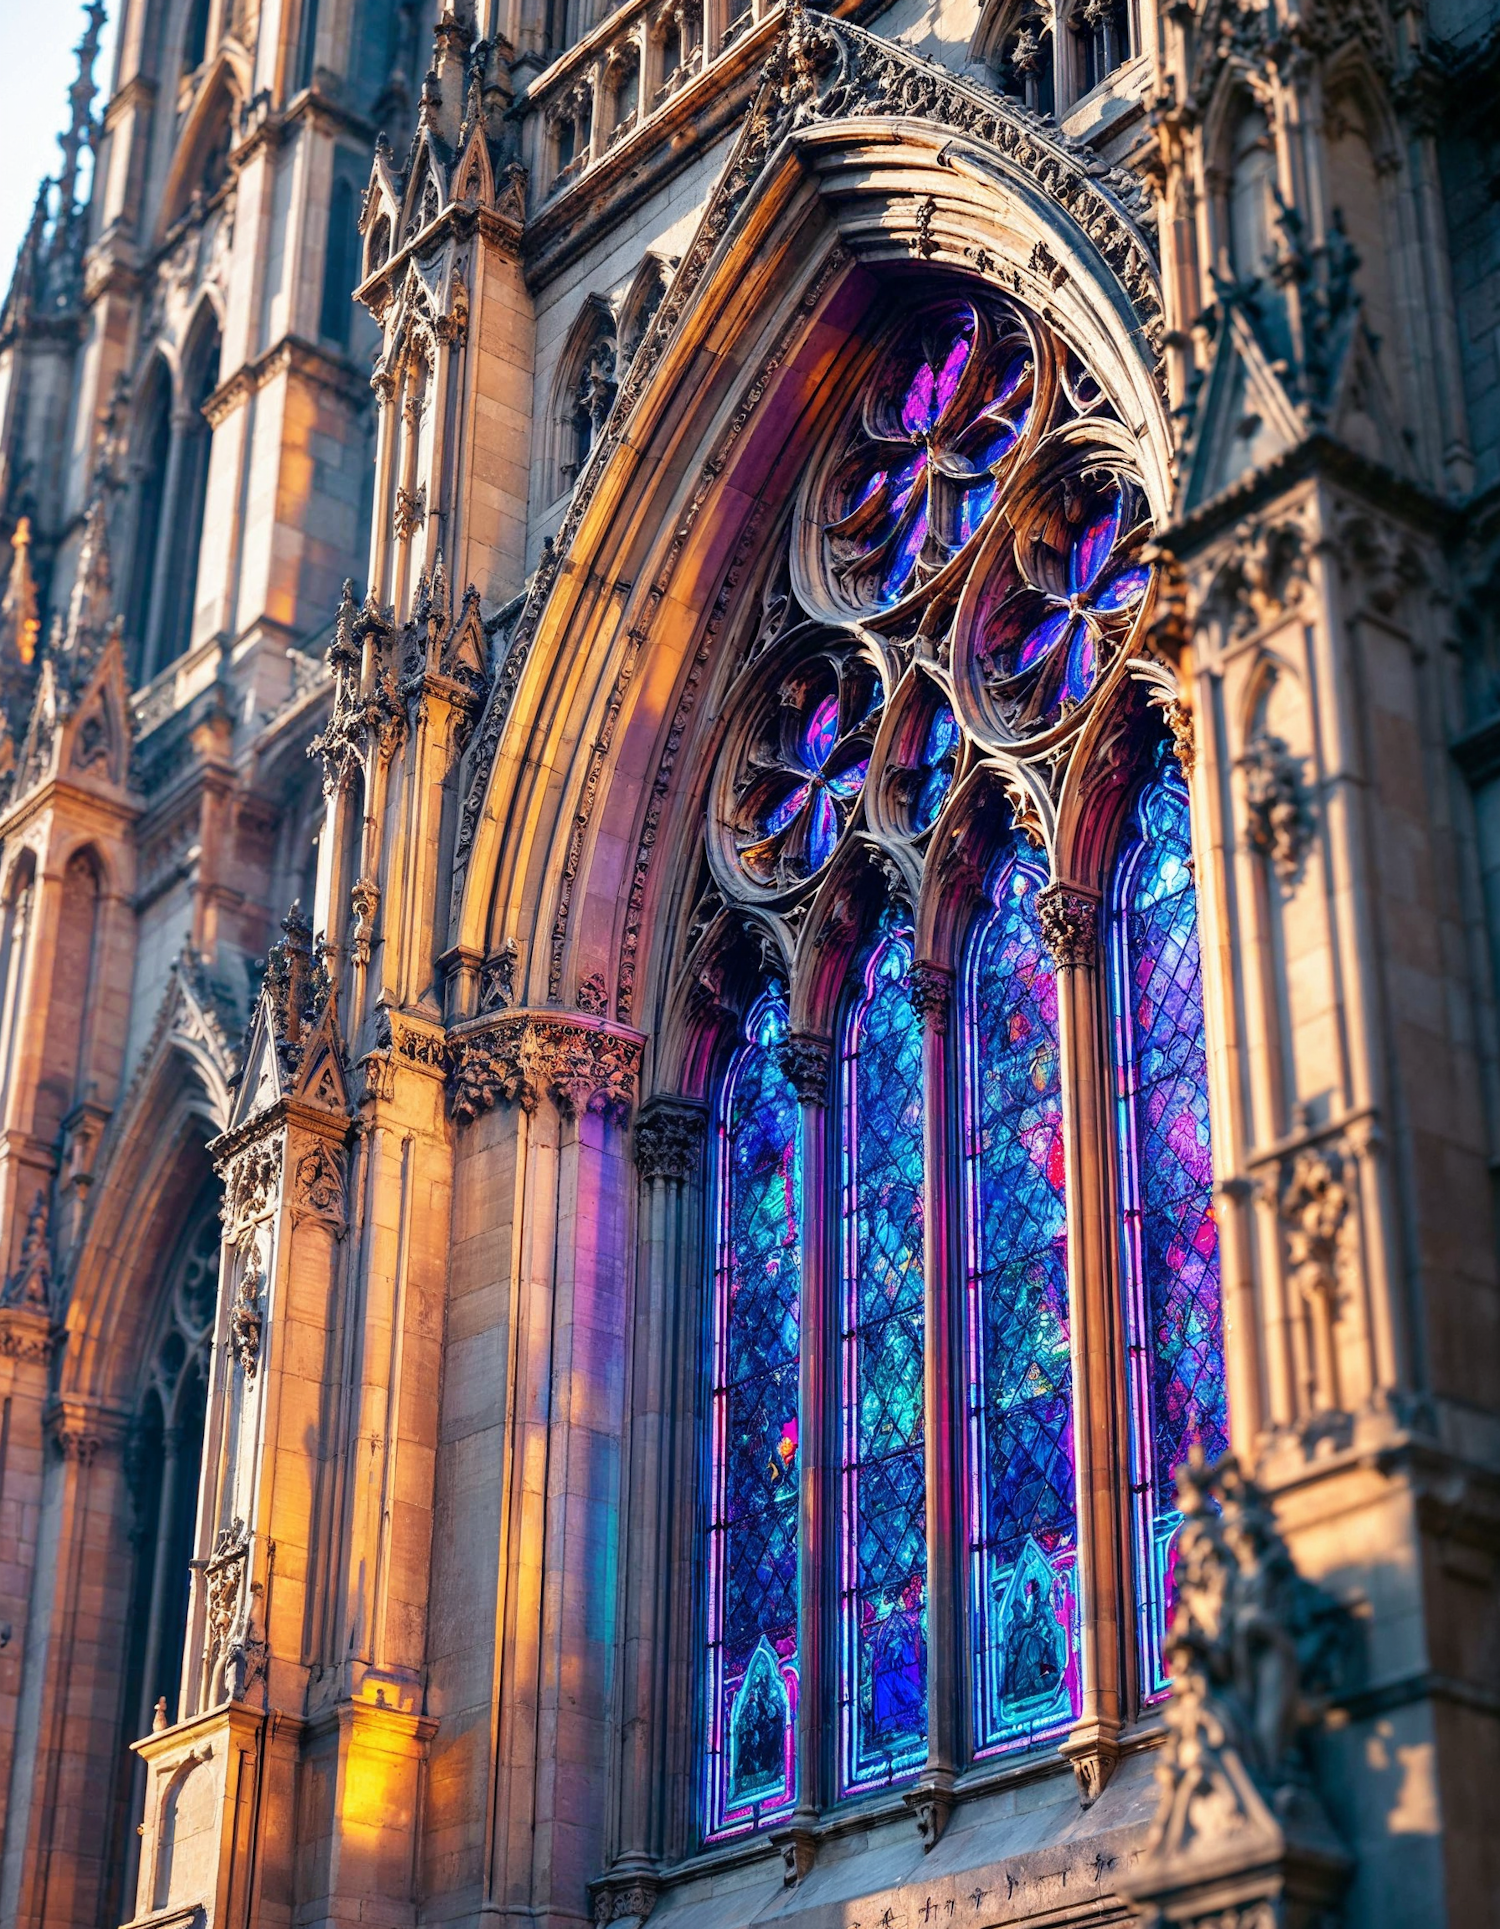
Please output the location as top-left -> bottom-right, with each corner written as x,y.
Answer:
963,850 -> 1080,1753
704,994 -> 802,1836
1111,743 -> 1227,1699
840,928 -> 928,1792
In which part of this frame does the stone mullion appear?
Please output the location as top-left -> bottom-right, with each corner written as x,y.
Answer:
909,963 -> 959,1841
605,1098 -> 706,1910
1042,886 -> 1127,1798
779,1035 -> 831,1871
1182,659 -> 1266,1455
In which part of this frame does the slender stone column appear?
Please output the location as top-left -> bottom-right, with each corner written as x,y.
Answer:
1040,883 -> 1126,1804
906,962 -> 959,1848
602,1097 -> 706,1917
776,1033 -> 830,1880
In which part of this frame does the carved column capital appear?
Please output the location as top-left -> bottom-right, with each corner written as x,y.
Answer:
633,1097 -> 706,1183
1036,883 -> 1099,970
908,962 -> 953,1031
777,1033 -> 832,1106
448,1011 -> 644,1125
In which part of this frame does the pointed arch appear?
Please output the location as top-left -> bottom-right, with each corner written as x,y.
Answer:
447,59 -> 1167,1026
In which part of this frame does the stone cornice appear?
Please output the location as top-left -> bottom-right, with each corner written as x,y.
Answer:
203,335 -> 371,427
448,1009 -> 645,1124
208,1091 -> 351,1170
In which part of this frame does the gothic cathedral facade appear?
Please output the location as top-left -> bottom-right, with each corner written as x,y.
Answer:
0,0 -> 1494,1926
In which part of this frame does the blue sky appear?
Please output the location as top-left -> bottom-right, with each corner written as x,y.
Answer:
0,1 -> 118,296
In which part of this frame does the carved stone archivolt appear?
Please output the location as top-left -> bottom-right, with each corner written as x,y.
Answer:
448,1013 -> 645,1124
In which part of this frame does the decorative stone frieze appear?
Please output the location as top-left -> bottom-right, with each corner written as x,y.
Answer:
291,1138 -> 348,1235
1036,883 -> 1099,969
633,1097 -> 706,1183
448,1012 -> 645,1123
228,1247 -> 265,1377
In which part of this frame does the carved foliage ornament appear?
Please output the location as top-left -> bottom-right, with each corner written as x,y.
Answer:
1036,882 -> 1099,968
449,1016 -> 644,1124
450,4 -> 1161,906
222,1140 -> 282,1236
1241,731 -> 1314,882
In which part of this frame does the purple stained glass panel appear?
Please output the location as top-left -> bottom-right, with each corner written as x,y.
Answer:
1069,490 -> 1122,595
963,855 -> 1081,1755
1111,747 -> 1227,1701
840,930 -> 928,1792
704,995 -> 802,1838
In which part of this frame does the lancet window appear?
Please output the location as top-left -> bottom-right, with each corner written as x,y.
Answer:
682,282 -> 1226,1841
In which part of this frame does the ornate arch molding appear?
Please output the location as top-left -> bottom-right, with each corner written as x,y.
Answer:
448,10 -> 1167,1039
57,950 -> 238,1407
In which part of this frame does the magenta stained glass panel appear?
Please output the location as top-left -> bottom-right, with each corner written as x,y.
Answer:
704,995 -> 801,1837
964,854 -> 1080,1755
1111,747 -> 1227,1700
840,930 -> 928,1792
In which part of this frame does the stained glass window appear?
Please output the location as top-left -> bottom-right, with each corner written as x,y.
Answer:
1111,745 -> 1227,1699
704,994 -> 802,1837
963,851 -> 1080,1755
839,929 -> 928,1792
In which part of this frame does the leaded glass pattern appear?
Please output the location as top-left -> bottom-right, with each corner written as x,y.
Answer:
704,994 -> 802,1837
1111,746 -> 1227,1700
839,929 -> 928,1792
963,852 -> 1080,1754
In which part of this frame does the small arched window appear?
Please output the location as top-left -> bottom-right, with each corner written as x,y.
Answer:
553,303 -> 618,497
320,176 -> 358,346
1227,98 -> 1277,283
1071,0 -> 1132,96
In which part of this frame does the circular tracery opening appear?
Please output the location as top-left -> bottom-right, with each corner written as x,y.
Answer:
711,277 -> 1158,904
809,297 -> 1042,617
718,642 -> 883,893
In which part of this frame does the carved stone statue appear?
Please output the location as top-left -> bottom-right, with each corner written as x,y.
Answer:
1119,1451 -> 1357,1929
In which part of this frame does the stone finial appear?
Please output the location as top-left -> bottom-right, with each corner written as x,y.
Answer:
1,518 -> 40,668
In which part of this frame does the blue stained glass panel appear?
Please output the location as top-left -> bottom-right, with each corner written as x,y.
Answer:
1111,747 -> 1228,1700
840,930 -> 928,1791
964,855 -> 1081,1755
704,995 -> 802,1837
